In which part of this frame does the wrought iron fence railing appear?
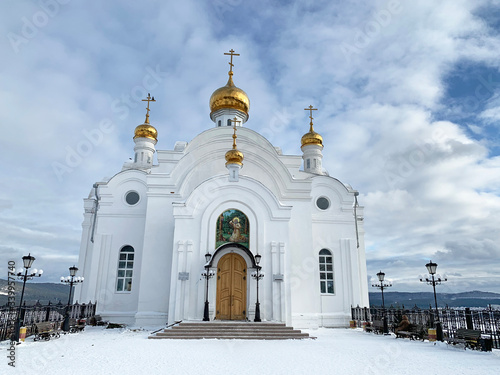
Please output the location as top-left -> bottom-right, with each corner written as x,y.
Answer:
0,301 -> 96,341
352,305 -> 500,349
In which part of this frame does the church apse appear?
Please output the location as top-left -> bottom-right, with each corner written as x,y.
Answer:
216,209 -> 249,249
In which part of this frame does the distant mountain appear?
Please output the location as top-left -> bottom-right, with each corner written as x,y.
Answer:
2,279 -> 499,309
368,291 -> 500,309
0,279 -> 71,306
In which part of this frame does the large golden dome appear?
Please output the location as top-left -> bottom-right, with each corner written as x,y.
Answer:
210,72 -> 250,116
225,148 -> 244,166
134,124 -> 158,141
301,128 -> 323,147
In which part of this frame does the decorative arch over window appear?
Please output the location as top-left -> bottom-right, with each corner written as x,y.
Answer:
116,245 -> 134,292
319,249 -> 334,294
216,209 -> 249,249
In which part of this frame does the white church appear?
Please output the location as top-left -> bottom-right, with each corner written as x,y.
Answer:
75,50 -> 369,329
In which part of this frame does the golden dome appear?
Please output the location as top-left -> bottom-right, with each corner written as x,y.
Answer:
301,128 -> 323,147
301,106 -> 323,147
134,124 -> 157,141
210,72 -> 250,116
225,148 -> 244,166
134,93 -> 157,141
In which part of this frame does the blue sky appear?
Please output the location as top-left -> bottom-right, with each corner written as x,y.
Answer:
1,0 -> 500,294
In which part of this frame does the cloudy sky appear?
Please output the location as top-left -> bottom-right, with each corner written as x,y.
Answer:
1,0 -> 500,294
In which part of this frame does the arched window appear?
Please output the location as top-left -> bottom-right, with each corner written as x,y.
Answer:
319,249 -> 334,294
116,246 -> 134,292
218,120 -> 221,127
227,119 -> 232,126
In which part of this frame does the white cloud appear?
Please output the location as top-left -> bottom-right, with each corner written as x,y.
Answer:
0,0 -> 499,292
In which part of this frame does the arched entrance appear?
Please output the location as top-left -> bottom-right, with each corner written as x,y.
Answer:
216,253 -> 247,320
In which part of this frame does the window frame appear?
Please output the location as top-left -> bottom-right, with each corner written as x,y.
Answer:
116,245 -> 134,293
125,191 -> 140,206
319,249 -> 334,295
316,196 -> 330,210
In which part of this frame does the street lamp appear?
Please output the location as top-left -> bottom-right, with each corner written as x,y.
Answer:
420,260 -> 447,341
12,254 -> 43,342
251,254 -> 264,322
61,265 -> 84,332
371,270 -> 392,334
201,253 -> 215,321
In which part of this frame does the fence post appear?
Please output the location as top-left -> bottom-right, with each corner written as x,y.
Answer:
465,308 -> 473,330
45,301 -> 51,322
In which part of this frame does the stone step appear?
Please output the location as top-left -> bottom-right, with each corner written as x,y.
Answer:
156,331 -> 308,336
175,322 -> 287,327
170,325 -> 295,331
164,330 -> 307,336
148,321 -> 312,340
149,335 -> 308,340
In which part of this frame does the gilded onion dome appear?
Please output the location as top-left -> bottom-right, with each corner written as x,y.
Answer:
210,72 -> 250,116
301,126 -> 323,147
301,105 -> 323,147
134,124 -> 157,141
225,148 -> 244,166
134,93 -> 157,141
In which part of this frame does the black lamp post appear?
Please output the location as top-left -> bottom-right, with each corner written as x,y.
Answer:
251,254 -> 264,322
202,253 -> 215,321
61,265 -> 84,332
12,254 -> 43,342
371,270 -> 392,334
420,260 -> 447,341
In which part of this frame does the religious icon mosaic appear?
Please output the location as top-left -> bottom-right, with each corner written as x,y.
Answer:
216,209 -> 249,249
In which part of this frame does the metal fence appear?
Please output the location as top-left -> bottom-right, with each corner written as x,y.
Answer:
352,305 -> 500,349
0,301 -> 96,341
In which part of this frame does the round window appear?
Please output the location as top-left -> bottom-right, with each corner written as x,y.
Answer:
125,191 -> 140,205
316,197 -> 330,210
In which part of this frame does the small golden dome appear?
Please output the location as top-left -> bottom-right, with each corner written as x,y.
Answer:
301,129 -> 323,147
210,73 -> 250,116
134,124 -> 158,141
301,105 -> 323,147
225,148 -> 244,166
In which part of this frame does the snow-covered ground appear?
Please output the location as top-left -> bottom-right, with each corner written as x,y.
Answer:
1,326 -> 499,374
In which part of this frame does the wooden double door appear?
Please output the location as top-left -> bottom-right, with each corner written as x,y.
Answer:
216,253 -> 247,320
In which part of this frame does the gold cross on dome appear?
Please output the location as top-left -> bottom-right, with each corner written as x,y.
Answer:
231,117 -> 241,149
304,105 -> 318,125
142,93 -> 156,124
231,117 -> 241,127
224,49 -> 240,73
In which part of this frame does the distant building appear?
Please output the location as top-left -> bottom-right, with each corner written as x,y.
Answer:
75,51 -> 369,328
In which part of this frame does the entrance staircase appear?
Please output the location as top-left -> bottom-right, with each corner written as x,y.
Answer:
148,321 -> 313,340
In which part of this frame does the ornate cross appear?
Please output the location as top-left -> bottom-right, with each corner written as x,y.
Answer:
304,105 -> 318,125
231,117 -> 241,127
224,49 -> 240,73
231,117 -> 241,149
142,93 -> 156,124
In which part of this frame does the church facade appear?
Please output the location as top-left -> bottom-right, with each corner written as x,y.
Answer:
74,51 -> 369,328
